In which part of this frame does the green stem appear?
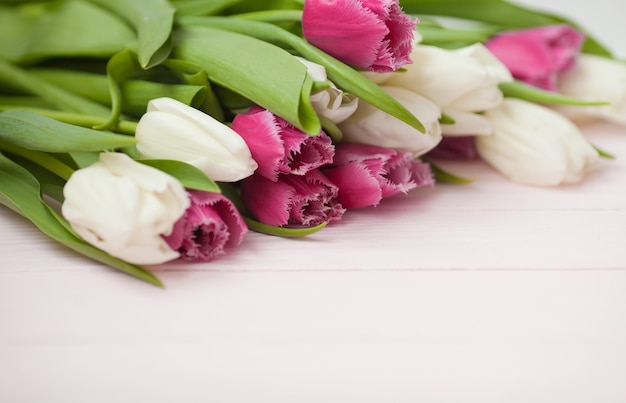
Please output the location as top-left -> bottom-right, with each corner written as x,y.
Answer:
0,141 -> 75,181
0,105 -> 138,135
232,9 -> 304,23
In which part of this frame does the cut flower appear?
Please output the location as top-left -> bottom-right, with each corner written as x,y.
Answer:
231,106 -> 335,181
486,24 -> 585,91
240,170 -> 345,227
136,97 -> 257,182
163,190 -> 248,262
61,153 -> 189,265
302,0 -> 417,73
475,98 -> 599,186
324,143 -> 434,209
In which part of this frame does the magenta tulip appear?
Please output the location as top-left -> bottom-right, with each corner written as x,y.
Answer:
323,144 -> 434,209
240,170 -> 345,227
302,0 -> 416,73
485,24 -> 585,91
231,106 -> 335,181
163,190 -> 248,261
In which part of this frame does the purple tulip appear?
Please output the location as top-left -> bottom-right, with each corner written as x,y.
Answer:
240,170 -> 345,227
231,106 -> 335,181
163,190 -> 248,261
323,143 -> 434,209
485,24 -> 585,91
302,0 -> 416,73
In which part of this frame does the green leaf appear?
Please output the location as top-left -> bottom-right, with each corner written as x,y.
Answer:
244,217 -> 327,237
1,0 -> 136,63
0,110 -> 136,152
0,152 -> 163,286
427,160 -> 475,184
179,16 -> 426,133
499,81 -> 610,106
592,144 -> 616,160
138,159 -> 222,193
0,59 -> 112,117
32,68 -> 207,118
86,0 -> 175,69
171,0 -> 246,16
172,24 -> 321,134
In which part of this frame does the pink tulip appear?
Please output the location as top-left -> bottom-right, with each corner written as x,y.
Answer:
240,170 -> 345,227
323,144 -> 434,209
231,106 -> 335,181
485,24 -> 585,91
302,0 -> 416,73
427,137 -> 478,160
163,190 -> 248,261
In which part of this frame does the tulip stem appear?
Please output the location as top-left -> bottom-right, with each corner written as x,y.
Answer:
0,105 -> 138,135
0,141 -> 75,181
232,10 -> 303,23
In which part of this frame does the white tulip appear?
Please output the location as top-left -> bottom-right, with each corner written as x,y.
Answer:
475,98 -> 599,186
62,153 -> 190,265
338,85 -> 442,156
136,97 -> 258,182
295,56 -> 358,124
379,43 -> 513,136
554,54 -> 626,125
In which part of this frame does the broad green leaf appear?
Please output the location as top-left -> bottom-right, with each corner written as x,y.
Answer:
179,16 -> 426,133
499,81 -> 610,106
0,110 -> 136,152
0,59 -> 111,117
138,159 -> 222,193
0,105 -> 138,135
400,0 -> 614,57
161,59 -> 224,120
0,152 -> 163,286
87,0 -> 175,69
96,49 -> 147,130
172,24 -> 321,134
6,0 -> 135,64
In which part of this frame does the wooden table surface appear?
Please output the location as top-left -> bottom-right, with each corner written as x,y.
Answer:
1,1 -> 625,402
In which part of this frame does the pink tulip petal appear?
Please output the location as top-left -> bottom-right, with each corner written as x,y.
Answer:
486,24 -> 585,91
324,162 -> 383,208
163,191 -> 248,262
240,174 -> 295,226
231,107 -> 284,180
427,136 -> 478,160
302,0 -> 416,72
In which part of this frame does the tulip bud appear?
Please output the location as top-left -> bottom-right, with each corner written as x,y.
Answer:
380,44 -> 513,136
61,153 -> 190,265
486,24 -> 585,91
339,85 -> 442,156
554,54 -> 626,125
475,98 -> 599,186
136,97 -> 258,182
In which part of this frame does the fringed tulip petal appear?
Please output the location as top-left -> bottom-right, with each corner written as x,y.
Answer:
232,107 -> 335,181
163,191 -> 248,261
302,0 -> 416,73
241,170 -> 345,227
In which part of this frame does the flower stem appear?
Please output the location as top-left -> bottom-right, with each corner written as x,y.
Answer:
232,9 -> 303,23
0,141 -> 75,181
0,105 -> 138,135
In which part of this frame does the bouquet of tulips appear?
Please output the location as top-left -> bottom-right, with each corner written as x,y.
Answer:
1,0 -> 624,286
